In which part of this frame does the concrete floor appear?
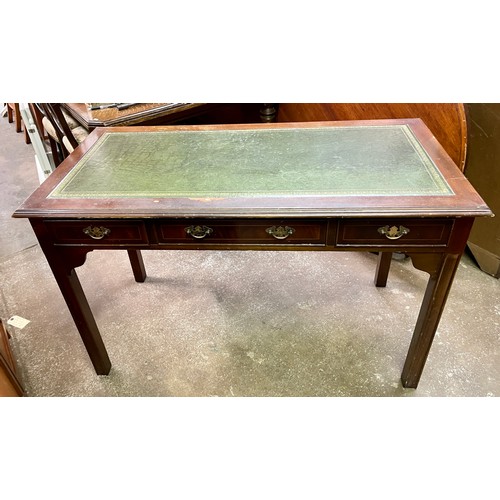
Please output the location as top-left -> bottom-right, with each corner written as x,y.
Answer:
1,113 -> 499,397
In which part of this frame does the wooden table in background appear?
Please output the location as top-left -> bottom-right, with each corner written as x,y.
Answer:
62,103 -> 279,131
62,103 -> 221,130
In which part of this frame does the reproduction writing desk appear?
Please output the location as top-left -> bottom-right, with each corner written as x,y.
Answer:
13,120 -> 492,388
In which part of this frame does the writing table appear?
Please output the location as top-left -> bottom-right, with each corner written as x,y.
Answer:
13,120 -> 492,389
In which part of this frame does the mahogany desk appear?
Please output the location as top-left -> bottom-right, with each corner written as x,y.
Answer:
13,120 -> 492,389
62,103 -> 220,130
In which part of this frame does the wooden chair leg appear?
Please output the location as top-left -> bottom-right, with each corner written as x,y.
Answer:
374,252 -> 392,287
13,104 -> 22,133
7,103 -> 13,123
23,124 -> 31,144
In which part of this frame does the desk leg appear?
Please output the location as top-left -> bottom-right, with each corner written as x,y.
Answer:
52,264 -> 112,375
401,252 -> 462,388
30,219 -> 112,375
374,252 -> 392,287
127,250 -> 147,282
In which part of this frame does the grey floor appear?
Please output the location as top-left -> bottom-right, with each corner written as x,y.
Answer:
1,114 -> 499,397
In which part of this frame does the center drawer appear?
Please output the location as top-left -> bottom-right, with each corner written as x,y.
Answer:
155,219 -> 327,246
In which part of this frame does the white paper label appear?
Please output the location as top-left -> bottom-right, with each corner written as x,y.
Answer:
7,315 -> 31,329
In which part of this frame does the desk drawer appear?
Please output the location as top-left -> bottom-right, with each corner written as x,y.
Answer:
45,220 -> 149,246
156,219 -> 327,246
336,219 -> 453,247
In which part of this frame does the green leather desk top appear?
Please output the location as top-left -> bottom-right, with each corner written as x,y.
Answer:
49,125 -> 453,199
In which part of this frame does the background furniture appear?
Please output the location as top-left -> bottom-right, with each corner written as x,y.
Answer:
34,104 -> 89,166
464,104 -> 500,277
0,319 -> 24,396
6,103 -> 22,132
62,103 -> 278,131
62,103 -> 218,130
5,103 -> 30,144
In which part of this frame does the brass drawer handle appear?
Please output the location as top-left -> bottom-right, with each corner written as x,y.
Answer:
377,225 -> 410,240
185,225 -> 213,239
83,225 -> 111,240
266,225 -> 295,240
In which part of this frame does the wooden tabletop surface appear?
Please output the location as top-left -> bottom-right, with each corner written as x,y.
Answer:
14,120 -> 492,220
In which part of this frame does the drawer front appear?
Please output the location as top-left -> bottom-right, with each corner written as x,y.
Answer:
336,219 -> 453,247
156,219 -> 327,246
45,220 -> 149,246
